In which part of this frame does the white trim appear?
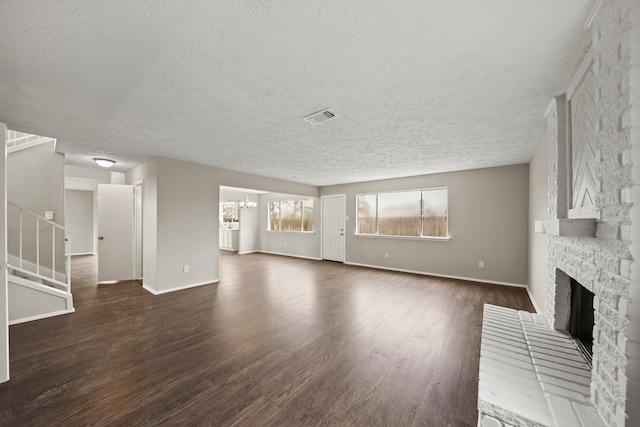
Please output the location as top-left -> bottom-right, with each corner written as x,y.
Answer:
543,98 -> 557,118
526,286 -> 544,314
8,274 -> 71,298
143,279 -> 219,295
237,250 -> 260,255
566,48 -> 594,100
344,261 -> 527,288
70,252 -> 94,256
259,250 -> 322,261
7,256 -> 67,285
6,137 -> 55,154
266,230 -> 315,235
584,0 -> 605,29
1,123 -> 8,383
8,308 -> 75,325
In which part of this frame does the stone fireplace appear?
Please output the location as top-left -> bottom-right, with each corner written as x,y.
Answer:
541,1 -> 639,425
478,1 -> 638,426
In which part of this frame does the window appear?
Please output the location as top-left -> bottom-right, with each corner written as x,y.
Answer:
357,188 -> 448,238
219,202 -> 238,223
268,199 -> 314,232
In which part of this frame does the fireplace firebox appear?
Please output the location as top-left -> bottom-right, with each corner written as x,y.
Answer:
569,278 -> 595,365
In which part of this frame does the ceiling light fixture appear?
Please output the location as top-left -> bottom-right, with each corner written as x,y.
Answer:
93,158 -> 116,168
239,195 -> 257,210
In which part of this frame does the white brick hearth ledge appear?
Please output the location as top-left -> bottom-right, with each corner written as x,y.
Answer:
478,304 -> 604,427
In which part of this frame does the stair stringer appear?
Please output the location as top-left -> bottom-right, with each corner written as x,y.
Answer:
8,274 -> 74,325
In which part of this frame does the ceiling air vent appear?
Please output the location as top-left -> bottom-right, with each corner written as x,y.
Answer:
303,108 -> 337,126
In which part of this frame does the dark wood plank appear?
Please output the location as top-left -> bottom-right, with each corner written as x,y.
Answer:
0,252 -> 534,426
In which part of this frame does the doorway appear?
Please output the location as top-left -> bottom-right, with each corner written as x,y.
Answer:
321,194 -> 345,262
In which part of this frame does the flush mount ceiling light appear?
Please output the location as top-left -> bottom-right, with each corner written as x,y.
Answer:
93,158 -> 116,168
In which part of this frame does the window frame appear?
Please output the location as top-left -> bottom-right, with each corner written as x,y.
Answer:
356,187 -> 449,240
267,198 -> 315,233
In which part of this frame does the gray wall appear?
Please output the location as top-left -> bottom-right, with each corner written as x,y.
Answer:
528,136 -> 548,313
65,190 -> 94,254
126,157 -> 528,291
238,194 -> 259,254
7,142 -> 66,272
258,192 -> 321,259
156,158 -> 217,293
126,157 -> 318,294
320,164 -> 530,285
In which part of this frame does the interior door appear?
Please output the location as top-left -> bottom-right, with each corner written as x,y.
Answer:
98,184 -> 135,283
322,195 -> 345,262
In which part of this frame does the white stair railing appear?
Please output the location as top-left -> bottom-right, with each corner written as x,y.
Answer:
7,201 -> 70,293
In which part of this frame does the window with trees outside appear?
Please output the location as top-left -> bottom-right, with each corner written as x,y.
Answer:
357,188 -> 448,238
268,199 -> 314,232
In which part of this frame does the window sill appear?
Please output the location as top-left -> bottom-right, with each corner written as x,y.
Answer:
355,234 -> 450,242
267,231 -> 315,235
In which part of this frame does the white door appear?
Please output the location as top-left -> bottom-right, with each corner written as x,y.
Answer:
98,184 -> 135,283
322,195 -> 345,262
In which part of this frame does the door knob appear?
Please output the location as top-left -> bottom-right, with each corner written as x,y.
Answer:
98,236 -> 104,240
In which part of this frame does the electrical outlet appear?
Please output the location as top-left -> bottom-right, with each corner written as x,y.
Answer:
183,265 -> 189,273
479,261 -> 484,268
45,211 -> 54,220
384,252 -> 389,258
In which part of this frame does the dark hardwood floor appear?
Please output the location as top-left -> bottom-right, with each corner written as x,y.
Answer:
0,253 -> 534,426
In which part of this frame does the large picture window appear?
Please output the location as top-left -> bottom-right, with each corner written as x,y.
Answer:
268,199 -> 314,232
357,188 -> 448,238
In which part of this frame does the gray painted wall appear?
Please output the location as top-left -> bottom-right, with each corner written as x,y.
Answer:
65,190 -> 94,254
126,157 -> 318,293
238,194 -> 259,253
155,158 -> 218,293
528,136 -> 548,314
126,157 -> 528,292
320,164 -> 530,285
258,192 -> 322,259
7,142 -> 66,272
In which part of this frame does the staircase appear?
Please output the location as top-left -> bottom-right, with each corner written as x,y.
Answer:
6,131 -> 74,324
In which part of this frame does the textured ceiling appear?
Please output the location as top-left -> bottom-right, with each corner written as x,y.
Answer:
0,0 -> 592,186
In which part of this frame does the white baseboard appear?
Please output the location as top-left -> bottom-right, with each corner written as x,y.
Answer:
344,261 -> 527,288
70,252 -> 95,256
237,250 -> 260,255
9,308 -> 75,325
259,250 -> 322,261
143,279 -> 220,295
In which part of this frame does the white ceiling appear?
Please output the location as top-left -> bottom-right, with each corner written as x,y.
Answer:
0,1 -> 592,186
